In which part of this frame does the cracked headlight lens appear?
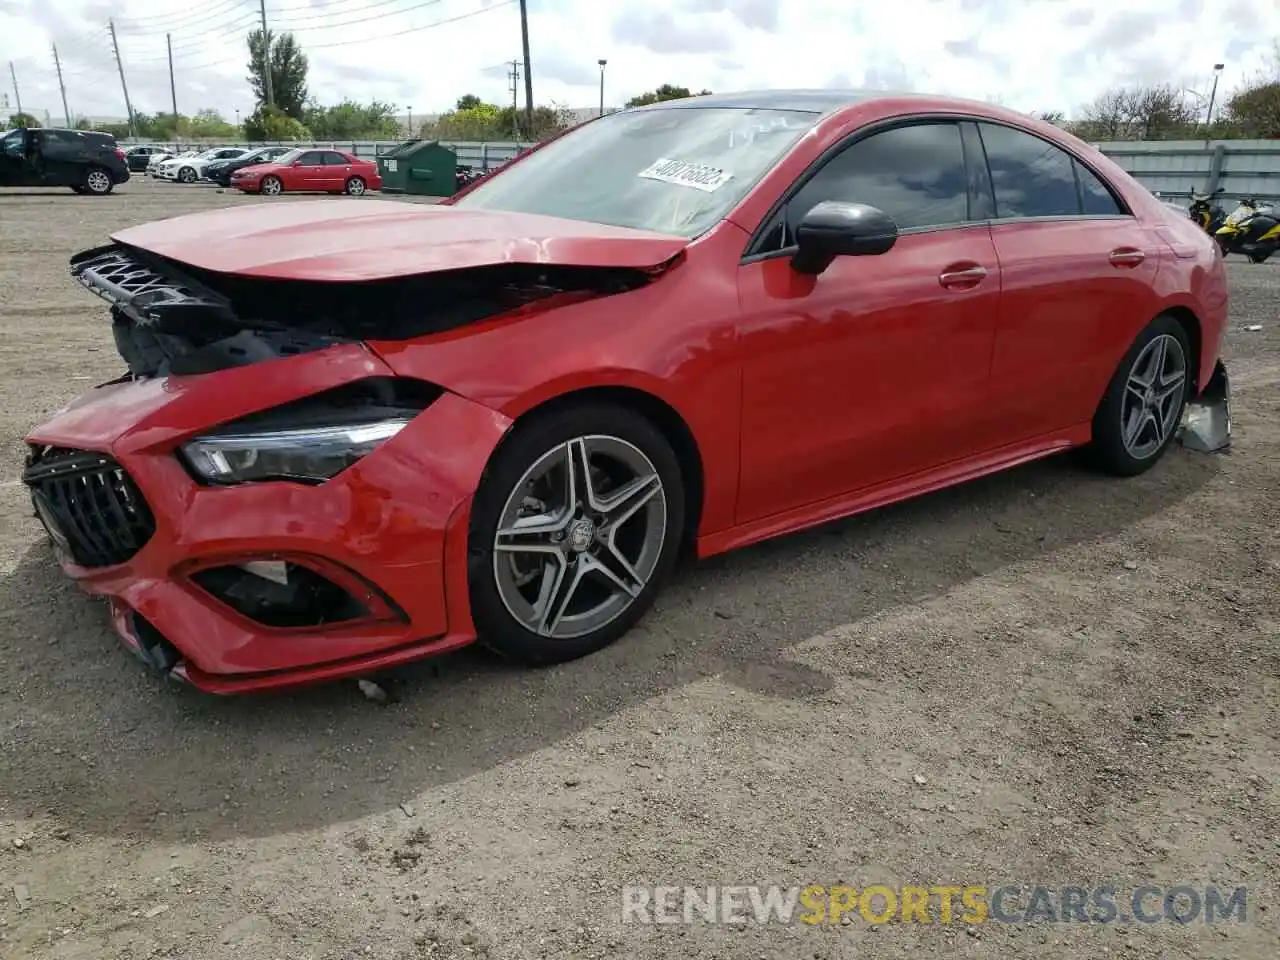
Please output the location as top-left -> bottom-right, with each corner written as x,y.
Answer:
181,418 -> 410,484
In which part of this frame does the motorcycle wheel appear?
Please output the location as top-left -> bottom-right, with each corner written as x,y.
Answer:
1248,249 -> 1273,264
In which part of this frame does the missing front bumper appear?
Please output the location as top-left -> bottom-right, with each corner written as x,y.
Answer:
1178,360 -> 1232,454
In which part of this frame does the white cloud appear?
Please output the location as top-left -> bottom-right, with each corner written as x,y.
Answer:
0,0 -> 1277,125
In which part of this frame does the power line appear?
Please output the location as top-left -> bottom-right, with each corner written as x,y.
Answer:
269,0 -> 440,26
115,0 -> 255,33
181,0 -> 512,68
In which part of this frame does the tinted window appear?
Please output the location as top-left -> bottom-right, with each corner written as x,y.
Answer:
2,130 -> 24,156
978,122 -> 1081,218
1077,161 -> 1123,215
323,151 -> 350,165
297,151 -> 324,165
786,122 -> 970,236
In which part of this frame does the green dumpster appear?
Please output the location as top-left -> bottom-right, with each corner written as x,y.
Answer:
376,139 -> 458,197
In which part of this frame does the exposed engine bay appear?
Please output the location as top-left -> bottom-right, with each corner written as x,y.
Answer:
69,243 -> 656,379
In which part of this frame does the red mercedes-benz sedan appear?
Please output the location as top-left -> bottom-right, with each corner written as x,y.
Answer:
23,90 -> 1231,694
230,147 -> 381,196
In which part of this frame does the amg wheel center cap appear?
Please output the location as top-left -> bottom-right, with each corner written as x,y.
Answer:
568,518 -> 596,552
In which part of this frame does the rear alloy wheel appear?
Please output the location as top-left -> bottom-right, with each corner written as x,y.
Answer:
83,167 -> 113,195
467,405 -> 685,665
177,166 -> 197,184
344,176 -> 367,196
259,175 -> 283,196
1088,315 -> 1191,476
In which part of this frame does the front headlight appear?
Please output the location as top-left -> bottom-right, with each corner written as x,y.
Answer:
180,418 -> 410,484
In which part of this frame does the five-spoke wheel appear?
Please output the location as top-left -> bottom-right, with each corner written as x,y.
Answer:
468,405 -> 684,664
1090,315 -> 1192,475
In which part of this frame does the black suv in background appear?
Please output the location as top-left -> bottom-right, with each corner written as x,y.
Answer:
123,144 -> 169,172
0,127 -> 131,195
203,145 -> 293,187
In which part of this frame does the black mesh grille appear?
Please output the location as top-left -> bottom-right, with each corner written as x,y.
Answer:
22,447 -> 156,567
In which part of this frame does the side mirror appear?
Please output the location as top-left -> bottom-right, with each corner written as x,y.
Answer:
790,201 -> 899,275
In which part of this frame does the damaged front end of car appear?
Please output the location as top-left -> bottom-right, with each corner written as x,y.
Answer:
69,242 -> 661,380
1178,360 -> 1232,453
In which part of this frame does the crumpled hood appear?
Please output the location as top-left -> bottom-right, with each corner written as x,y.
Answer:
110,199 -> 690,282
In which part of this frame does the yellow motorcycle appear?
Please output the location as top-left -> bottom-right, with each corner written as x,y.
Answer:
1214,197 -> 1280,263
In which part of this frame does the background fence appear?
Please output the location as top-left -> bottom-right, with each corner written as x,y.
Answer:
1095,139 -> 1280,204
123,137 -> 1280,200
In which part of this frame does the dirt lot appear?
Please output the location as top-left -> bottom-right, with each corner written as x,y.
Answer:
0,179 -> 1276,960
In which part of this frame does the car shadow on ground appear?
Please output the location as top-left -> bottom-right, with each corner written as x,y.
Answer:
0,448 -> 1219,844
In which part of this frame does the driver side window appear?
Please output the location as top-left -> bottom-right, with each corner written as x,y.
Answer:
756,121 -> 971,253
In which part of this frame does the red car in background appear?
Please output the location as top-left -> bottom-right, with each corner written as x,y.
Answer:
231,147 -> 381,196
23,90 -> 1231,695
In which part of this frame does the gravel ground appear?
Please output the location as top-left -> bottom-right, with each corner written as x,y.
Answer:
0,179 -> 1277,960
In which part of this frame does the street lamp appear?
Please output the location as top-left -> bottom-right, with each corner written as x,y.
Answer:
1206,63 -> 1225,127
598,59 -> 607,117
407,105 -> 413,137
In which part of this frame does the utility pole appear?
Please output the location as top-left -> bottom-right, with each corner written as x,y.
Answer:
508,59 -> 521,139
167,33 -> 179,120
52,46 -> 71,126
598,59 -> 607,117
1206,62 -> 1225,128
259,0 -> 274,107
108,20 -> 137,138
518,0 -> 532,137
7,61 -> 21,117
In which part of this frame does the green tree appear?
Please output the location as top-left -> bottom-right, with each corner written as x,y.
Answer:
7,112 -> 40,128
624,85 -> 712,108
304,99 -> 400,139
243,104 -> 311,141
1223,81 -> 1280,138
185,109 -> 238,139
455,94 -> 483,111
427,101 -> 503,139
247,29 -> 309,120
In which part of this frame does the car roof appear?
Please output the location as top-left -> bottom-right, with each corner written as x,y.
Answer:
628,88 -> 1013,118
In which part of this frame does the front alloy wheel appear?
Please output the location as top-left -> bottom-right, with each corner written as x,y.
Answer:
259,175 -> 283,196
178,166 -> 196,183
468,406 -> 684,664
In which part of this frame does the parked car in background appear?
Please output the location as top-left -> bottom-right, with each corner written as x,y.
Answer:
230,148 -> 381,195
148,150 -> 188,177
0,127 -> 129,194
203,146 -> 294,187
157,147 -> 248,183
123,144 -> 168,172
22,90 -> 1230,694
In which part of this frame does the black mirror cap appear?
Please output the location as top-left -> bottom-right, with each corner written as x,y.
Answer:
791,200 -> 899,275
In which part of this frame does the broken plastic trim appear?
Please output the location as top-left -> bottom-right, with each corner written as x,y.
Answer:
1177,359 -> 1231,453
70,242 -> 660,380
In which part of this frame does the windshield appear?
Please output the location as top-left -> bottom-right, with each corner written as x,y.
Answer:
453,106 -> 818,238
274,148 -> 303,164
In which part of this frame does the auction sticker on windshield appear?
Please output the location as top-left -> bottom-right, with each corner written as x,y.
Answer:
638,158 -> 733,192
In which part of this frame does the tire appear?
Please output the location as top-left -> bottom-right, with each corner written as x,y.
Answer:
177,166 -> 196,184
466,403 -> 685,665
83,166 -> 114,195
1248,249 -> 1273,264
70,186 -> 86,195
344,176 -> 367,196
259,175 -> 283,196
1087,314 -> 1192,477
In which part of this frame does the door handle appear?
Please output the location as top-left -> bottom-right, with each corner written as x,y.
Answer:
938,264 -> 988,289
1109,247 -> 1146,267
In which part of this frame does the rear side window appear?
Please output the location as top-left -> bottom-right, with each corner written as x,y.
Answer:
977,122 -> 1080,218
297,150 -> 324,165
322,151 -> 350,165
1077,161 -> 1124,215
787,121 -> 970,234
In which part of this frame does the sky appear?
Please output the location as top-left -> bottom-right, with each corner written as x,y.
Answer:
0,0 -> 1277,125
